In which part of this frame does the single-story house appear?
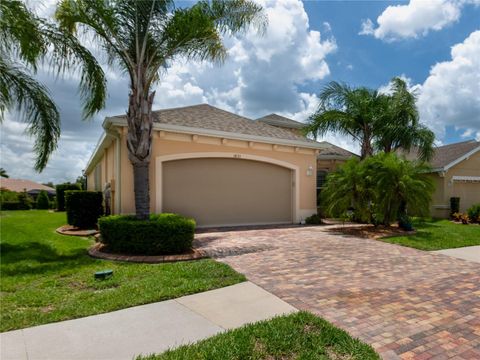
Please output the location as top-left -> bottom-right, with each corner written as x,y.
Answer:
0,178 -> 56,199
426,140 -> 480,217
85,104 -> 330,227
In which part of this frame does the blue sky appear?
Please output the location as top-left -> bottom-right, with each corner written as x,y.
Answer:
1,0 -> 479,183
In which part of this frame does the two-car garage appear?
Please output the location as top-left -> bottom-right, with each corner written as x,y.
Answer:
161,157 -> 294,227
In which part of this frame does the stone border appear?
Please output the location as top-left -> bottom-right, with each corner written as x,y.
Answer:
88,243 -> 207,263
56,225 -> 99,237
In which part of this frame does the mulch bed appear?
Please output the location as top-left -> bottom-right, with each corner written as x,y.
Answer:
56,225 -> 99,237
326,224 -> 416,239
88,243 -> 207,263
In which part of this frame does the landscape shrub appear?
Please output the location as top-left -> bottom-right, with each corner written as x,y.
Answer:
98,213 -> 195,255
320,153 -> 434,226
450,197 -> 460,217
305,213 -> 323,225
467,204 -> 480,224
56,183 -> 81,211
65,191 -> 103,228
36,190 -> 50,209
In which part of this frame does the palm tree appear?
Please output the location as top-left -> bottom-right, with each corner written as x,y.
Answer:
364,152 -> 434,225
0,168 -> 8,178
320,157 -> 373,223
305,78 -> 435,161
373,78 -> 435,162
55,0 -> 266,219
305,81 -> 384,159
0,0 -> 106,171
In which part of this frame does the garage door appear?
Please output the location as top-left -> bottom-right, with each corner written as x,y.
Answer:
162,158 -> 293,227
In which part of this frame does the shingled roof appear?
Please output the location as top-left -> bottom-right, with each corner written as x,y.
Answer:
430,140 -> 480,169
256,114 -> 305,129
318,142 -> 358,158
0,179 -> 55,193
110,104 -> 319,145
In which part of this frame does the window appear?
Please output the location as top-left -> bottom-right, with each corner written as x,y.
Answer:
317,170 -> 328,189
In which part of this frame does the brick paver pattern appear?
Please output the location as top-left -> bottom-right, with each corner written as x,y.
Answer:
194,226 -> 480,360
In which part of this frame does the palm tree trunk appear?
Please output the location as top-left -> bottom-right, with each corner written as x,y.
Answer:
126,86 -> 155,220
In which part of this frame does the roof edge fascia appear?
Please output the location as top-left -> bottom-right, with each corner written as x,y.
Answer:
106,117 -> 328,150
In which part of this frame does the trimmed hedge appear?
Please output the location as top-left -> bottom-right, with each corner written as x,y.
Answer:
98,213 -> 195,255
305,213 -> 323,225
0,201 -> 29,210
65,191 -> 103,229
56,183 -> 81,211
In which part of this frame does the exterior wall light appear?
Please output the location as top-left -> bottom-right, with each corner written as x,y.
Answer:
306,165 -> 313,176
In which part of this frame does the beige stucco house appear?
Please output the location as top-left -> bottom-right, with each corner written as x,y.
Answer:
424,140 -> 480,218
85,104 -> 329,227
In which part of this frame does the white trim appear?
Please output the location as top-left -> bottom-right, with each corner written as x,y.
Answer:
155,152 -> 301,223
106,117 -> 328,150
433,204 -> 450,209
451,175 -> 480,182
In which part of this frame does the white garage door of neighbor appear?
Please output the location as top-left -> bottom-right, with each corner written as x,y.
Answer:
162,158 -> 293,227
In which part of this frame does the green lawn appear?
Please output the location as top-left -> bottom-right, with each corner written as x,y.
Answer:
0,210 -> 245,332
139,312 -> 379,360
381,219 -> 480,251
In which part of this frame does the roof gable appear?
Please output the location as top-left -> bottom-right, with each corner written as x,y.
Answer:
431,140 -> 480,170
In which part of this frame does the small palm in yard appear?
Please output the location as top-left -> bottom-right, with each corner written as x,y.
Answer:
321,153 -> 434,226
55,0 -> 266,219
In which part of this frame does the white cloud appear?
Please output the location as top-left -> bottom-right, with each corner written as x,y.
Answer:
417,30 -> 480,140
360,0 -> 478,41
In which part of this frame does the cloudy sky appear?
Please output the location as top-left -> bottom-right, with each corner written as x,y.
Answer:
1,0 -> 479,183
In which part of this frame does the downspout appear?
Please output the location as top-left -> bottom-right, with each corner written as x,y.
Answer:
106,129 -> 122,214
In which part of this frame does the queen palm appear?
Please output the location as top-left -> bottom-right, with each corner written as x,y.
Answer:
305,78 -> 435,161
305,81 -> 384,159
56,0 -> 266,219
374,78 -> 434,161
0,0 -> 106,171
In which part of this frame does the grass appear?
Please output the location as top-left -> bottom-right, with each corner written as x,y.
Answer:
139,311 -> 379,360
381,218 -> 480,251
0,210 -> 245,332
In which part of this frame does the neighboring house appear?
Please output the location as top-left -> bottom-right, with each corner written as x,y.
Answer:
85,104 -> 329,227
0,178 -> 56,199
426,140 -> 480,218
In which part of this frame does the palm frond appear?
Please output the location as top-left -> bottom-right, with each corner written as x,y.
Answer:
0,58 -> 60,171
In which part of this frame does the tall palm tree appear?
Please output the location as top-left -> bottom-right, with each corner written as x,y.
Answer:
374,78 -> 435,162
305,78 -> 435,161
0,168 -> 8,178
305,81 -> 384,159
56,0 -> 266,219
0,0 -> 106,171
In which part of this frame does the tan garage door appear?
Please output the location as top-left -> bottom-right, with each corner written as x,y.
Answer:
162,158 -> 293,227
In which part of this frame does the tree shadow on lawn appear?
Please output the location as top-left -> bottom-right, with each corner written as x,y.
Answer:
0,242 -> 94,276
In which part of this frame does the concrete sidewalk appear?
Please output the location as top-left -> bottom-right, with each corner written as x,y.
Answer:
433,245 -> 480,263
1,282 -> 296,360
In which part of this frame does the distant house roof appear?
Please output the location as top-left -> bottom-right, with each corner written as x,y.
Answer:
401,139 -> 480,171
0,179 -> 55,193
107,104 -> 322,147
430,140 -> 480,170
256,114 -> 305,129
317,142 -> 358,159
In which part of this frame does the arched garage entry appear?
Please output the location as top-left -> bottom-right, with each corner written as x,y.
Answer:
156,153 -> 299,227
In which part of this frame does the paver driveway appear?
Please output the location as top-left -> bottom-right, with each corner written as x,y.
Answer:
195,226 -> 480,360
